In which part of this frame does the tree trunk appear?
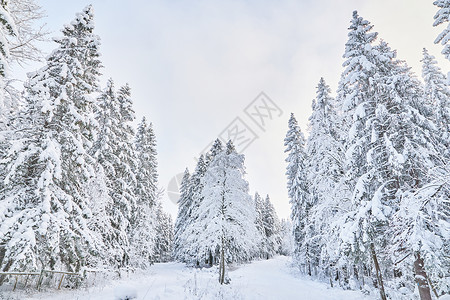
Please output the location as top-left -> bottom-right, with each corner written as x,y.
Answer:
414,252 -> 432,300
370,243 -> 387,300
219,236 -> 225,284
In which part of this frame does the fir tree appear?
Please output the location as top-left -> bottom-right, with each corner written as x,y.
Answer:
262,195 -> 281,259
154,200 -> 174,263
0,5 -> 102,274
187,141 -> 258,283
284,113 -> 309,272
254,192 -> 266,258
131,117 -> 158,268
306,78 -> 346,280
173,168 -> 191,261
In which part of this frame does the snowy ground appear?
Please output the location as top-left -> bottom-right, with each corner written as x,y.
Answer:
1,256 -> 375,300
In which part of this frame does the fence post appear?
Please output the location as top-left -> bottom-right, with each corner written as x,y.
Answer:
58,274 -> 65,290
24,274 -> 30,288
13,275 -> 18,291
36,270 -> 44,291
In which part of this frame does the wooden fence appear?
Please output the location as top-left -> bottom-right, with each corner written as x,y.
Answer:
0,269 -> 82,291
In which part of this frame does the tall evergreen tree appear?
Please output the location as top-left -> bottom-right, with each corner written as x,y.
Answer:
284,113 -> 310,272
186,141 -> 258,282
135,117 -> 158,208
180,141 -> 222,265
173,168 -> 191,261
339,12 -> 442,299
132,117 -> 158,268
92,79 -> 131,268
0,5 -> 102,274
306,78 -> 347,280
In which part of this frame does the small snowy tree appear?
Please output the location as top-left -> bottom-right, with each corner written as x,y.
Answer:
262,195 -> 281,259
154,200 -> 173,263
188,141 -> 258,283
279,219 -> 294,256
173,168 -> 191,261
253,192 -> 266,258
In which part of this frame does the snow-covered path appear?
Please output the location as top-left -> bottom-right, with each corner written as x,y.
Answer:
2,256 -> 374,300
231,256 -> 371,300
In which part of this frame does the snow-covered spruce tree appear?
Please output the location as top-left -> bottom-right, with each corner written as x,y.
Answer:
180,140 -> 223,265
279,219 -> 294,256
433,0 -> 450,61
305,78 -> 346,280
284,113 -> 310,273
173,168 -> 191,261
135,117 -> 158,208
188,141 -> 258,283
176,155 -> 207,264
132,116 -> 158,267
262,195 -> 282,259
153,199 -> 174,263
0,5 -> 103,275
91,79 -> 131,269
421,48 -> 450,155
339,12 -> 443,299
337,12 -> 391,297
253,192 -> 267,258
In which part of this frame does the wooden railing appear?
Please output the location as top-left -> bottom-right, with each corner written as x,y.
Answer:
0,269 -> 82,291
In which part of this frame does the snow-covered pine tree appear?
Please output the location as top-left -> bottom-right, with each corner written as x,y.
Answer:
421,48 -> 450,155
338,11 -> 388,298
253,192 -> 266,258
176,154 -> 207,264
180,140 -> 223,265
284,113 -> 310,273
187,141 -> 258,279
115,84 -> 138,231
262,195 -> 281,259
135,117 -> 158,208
173,168 -> 191,261
92,79 -> 131,269
279,219 -> 294,256
132,116 -> 158,267
433,0 -> 450,61
340,12 -> 443,299
0,5 -> 103,274
154,200 -> 173,263
305,78 -> 345,279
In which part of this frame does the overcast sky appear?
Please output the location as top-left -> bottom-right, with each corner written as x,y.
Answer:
32,0 -> 449,220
